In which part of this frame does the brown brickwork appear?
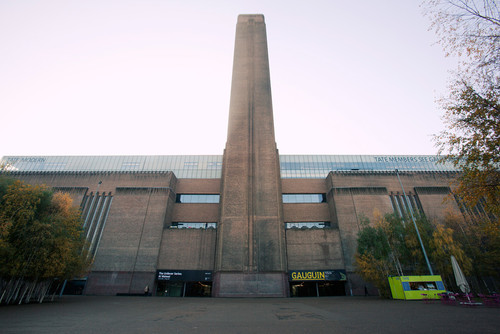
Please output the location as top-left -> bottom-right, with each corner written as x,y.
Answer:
215,14 -> 287,297
158,229 -> 216,270
286,229 -> 345,270
283,203 -> 330,222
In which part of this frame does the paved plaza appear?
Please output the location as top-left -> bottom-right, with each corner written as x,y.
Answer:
1,296 -> 498,333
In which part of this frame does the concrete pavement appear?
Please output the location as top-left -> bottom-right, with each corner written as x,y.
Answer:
1,296 -> 498,333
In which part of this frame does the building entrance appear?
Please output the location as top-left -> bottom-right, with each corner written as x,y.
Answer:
155,281 -> 212,297
288,270 -> 347,297
290,281 -> 346,297
155,270 -> 213,297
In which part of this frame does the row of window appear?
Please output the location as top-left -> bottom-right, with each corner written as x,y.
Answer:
175,194 -> 327,204
3,155 -> 458,175
174,193 -> 443,224
169,222 -> 332,230
285,222 -> 330,229
390,193 -> 423,219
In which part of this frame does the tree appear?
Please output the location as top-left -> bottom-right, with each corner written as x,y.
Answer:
355,213 -> 411,298
355,212 -> 471,297
436,78 -> 500,215
0,178 -> 90,304
443,210 -> 500,287
423,0 -> 500,73
429,224 -> 473,288
423,0 -> 500,216
355,217 -> 395,298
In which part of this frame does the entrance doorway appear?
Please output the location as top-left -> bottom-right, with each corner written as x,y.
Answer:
156,281 -> 212,297
290,281 -> 346,297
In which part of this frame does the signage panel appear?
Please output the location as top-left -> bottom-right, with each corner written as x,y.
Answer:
156,270 -> 213,282
289,270 -> 347,281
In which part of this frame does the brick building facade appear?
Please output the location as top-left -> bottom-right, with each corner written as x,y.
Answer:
1,15 -> 462,297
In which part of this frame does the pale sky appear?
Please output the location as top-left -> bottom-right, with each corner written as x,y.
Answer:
0,0 -> 458,158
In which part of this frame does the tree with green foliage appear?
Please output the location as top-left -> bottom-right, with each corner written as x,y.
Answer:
436,78 -> 500,216
443,210 -> 500,287
355,212 -> 471,297
355,215 -> 397,297
0,177 -> 90,304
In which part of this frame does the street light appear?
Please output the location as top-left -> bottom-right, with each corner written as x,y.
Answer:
395,169 -> 434,275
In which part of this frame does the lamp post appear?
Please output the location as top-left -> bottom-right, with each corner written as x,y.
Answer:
395,169 -> 434,275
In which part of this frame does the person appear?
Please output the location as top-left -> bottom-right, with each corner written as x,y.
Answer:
144,285 -> 149,296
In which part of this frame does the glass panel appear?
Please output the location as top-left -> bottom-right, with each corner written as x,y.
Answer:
285,222 -> 330,229
0,155 -> 458,177
176,194 -> 220,203
282,194 -> 326,203
171,222 -> 217,229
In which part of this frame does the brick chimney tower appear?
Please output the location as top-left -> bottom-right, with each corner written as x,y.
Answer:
213,14 -> 288,297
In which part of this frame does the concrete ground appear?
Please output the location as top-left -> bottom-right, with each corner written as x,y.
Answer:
1,296 -> 498,334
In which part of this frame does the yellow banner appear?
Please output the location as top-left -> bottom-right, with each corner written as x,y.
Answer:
291,271 -> 326,281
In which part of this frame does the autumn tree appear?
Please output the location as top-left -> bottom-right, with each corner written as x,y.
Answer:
423,0 -> 500,216
429,223 -> 473,287
0,178 -> 90,304
355,215 -> 397,297
355,212 -> 470,297
437,78 -> 500,216
443,210 -> 500,286
423,0 -> 500,72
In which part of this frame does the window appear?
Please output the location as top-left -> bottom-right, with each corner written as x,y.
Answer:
43,162 -> 67,170
184,162 -> 199,169
285,222 -> 330,229
170,222 -> 217,229
407,282 -> 438,291
390,192 -> 423,218
121,162 -> 141,170
282,194 -> 326,203
453,194 -> 496,221
207,162 -> 223,169
176,194 -> 220,203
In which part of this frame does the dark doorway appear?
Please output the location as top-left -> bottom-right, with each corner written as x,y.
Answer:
318,281 -> 346,296
185,282 -> 212,297
156,281 -> 183,296
290,281 -> 346,297
155,281 -> 212,297
62,280 -> 86,295
290,282 -> 317,297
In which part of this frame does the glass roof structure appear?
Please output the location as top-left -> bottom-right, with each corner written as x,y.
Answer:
1,155 -> 458,179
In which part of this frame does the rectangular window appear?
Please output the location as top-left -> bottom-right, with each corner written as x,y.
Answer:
285,222 -> 330,229
170,222 -> 217,229
390,192 -> 424,218
408,282 -> 438,291
121,162 -> 141,170
207,162 -> 223,169
282,194 -> 326,203
43,162 -> 67,170
175,194 -> 220,203
184,162 -> 199,169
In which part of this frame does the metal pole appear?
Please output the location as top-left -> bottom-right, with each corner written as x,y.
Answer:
395,169 -> 434,275
59,280 -> 67,297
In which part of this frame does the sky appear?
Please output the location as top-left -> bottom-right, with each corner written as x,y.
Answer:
0,0 -> 459,158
